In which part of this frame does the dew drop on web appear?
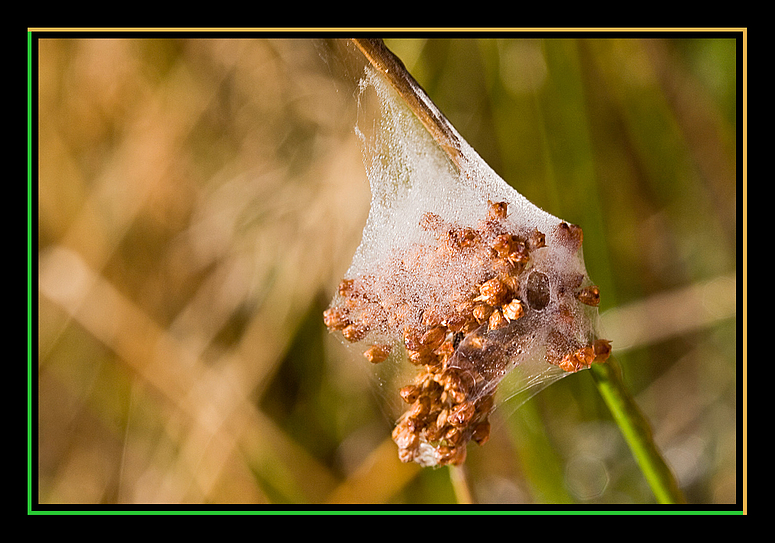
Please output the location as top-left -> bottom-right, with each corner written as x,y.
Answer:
323,52 -> 611,468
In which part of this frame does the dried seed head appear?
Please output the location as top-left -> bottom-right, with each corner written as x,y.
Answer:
328,198 -> 608,468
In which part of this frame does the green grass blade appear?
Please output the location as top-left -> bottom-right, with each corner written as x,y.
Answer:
590,358 -> 686,504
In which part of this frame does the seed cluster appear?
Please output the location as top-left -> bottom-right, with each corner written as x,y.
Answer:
324,201 -> 610,466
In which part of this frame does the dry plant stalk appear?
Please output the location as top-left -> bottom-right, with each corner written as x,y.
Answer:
351,38 -> 466,172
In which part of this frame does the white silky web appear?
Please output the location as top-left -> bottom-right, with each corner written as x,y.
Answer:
325,60 -> 609,467
351,67 -> 561,280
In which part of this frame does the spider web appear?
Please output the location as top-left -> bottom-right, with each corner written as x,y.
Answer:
326,61 -> 607,466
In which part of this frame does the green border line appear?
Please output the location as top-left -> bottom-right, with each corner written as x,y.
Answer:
26,29 -> 744,516
28,29 -> 34,516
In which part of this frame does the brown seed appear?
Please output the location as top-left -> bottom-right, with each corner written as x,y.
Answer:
410,396 -> 431,419
323,307 -> 349,331
487,200 -> 509,220
555,222 -> 583,251
363,344 -> 391,364
476,394 -> 495,416
420,326 -> 446,352
338,278 -> 355,297
593,339 -> 612,363
435,339 -> 455,360
502,299 -> 524,321
477,277 -> 510,306
488,308 -> 508,330
472,419 -> 491,445
559,345 -> 595,373
492,233 -> 519,257
392,423 -> 418,451
472,303 -> 493,324
576,285 -> 600,307
449,401 -> 476,427
342,323 -> 367,342
399,385 -> 420,403
527,228 -> 546,251
444,425 -> 465,446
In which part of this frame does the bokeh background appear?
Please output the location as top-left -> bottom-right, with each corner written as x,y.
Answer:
36,35 -> 739,506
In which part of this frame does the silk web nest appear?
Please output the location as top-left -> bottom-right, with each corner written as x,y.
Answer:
324,62 -> 611,468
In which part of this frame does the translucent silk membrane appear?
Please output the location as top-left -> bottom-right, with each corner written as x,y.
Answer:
324,50 -> 610,468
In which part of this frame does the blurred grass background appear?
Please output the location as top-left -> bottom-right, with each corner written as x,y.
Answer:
35,34 -> 739,506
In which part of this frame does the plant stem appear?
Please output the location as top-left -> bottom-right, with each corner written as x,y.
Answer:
351,38 -> 467,172
449,465 -> 475,504
590,357 -> 686,504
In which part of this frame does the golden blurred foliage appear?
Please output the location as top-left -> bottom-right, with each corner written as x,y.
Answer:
35,34 -> 740,506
